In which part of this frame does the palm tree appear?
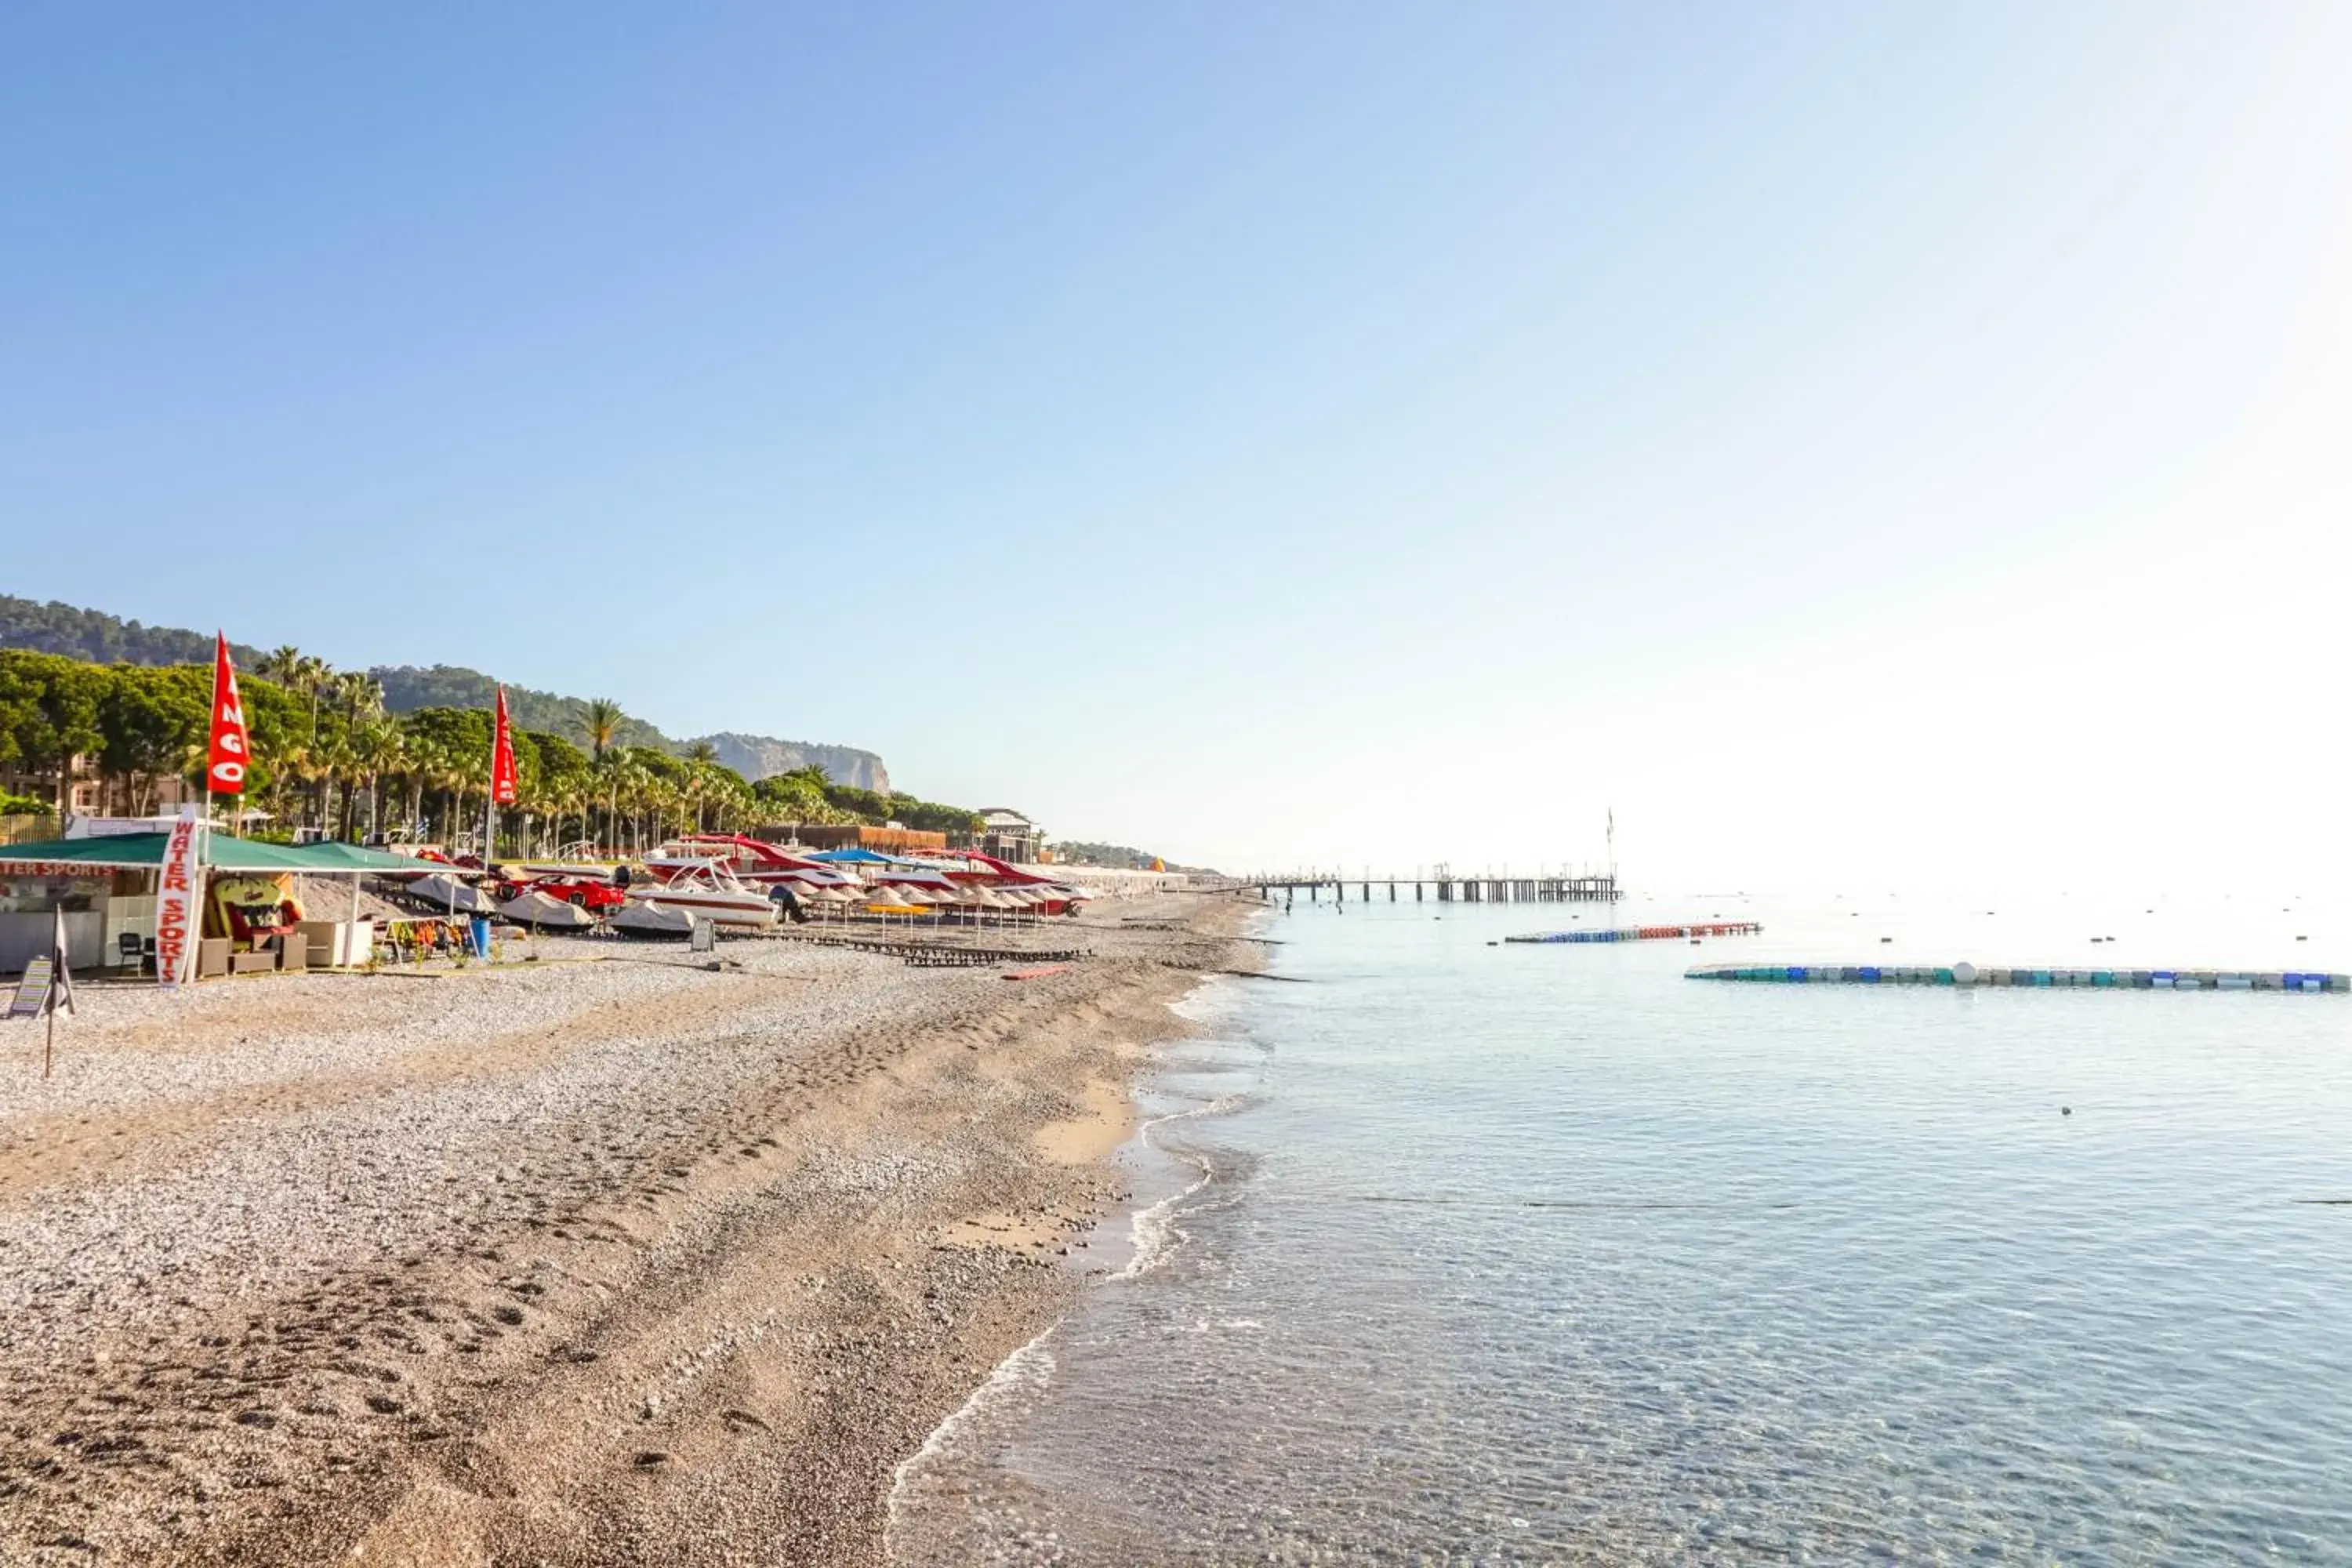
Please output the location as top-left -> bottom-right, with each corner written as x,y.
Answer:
624,761 -> 655,854
352,722 -> 405,840
452,737 -> 492,855
315,731 -> 355,837
297,655 -> 332,745
397,735 -> 447,843
579,699 -> 624,763
259,645 -> 305,687
541,778 -> 584,857
336,670 -> 384,728
592,750 -> 625,854
677,743 -> 720,831
267,742 -> 318,833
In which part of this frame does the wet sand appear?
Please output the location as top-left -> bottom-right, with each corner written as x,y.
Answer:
0,892 -> 1254,1566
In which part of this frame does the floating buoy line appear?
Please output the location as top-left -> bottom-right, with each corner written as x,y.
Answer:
1506,922 -> 1762,945
1687,963 -> 2347,992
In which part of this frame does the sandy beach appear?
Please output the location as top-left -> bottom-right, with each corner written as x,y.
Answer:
0,892 -> 1255,1566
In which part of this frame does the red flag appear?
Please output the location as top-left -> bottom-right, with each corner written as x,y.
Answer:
206,633 -> 250,795
491,685 -> 518,805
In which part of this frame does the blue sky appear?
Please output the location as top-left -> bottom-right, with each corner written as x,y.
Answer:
5,5 -> 2349,887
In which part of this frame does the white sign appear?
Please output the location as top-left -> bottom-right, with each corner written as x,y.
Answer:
6,956 -> 52,1020
156,807 -> 205,989
64,815 -> 187,840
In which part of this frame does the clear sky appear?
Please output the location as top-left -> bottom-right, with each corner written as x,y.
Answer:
5,4 -> 2348,891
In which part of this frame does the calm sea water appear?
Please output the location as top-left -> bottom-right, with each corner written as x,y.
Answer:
891,891 -> 2352,1565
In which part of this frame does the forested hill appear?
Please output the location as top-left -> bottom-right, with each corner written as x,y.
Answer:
0,595 -> 263,668
370,666 -> 670,750
370,670 -> 890,791
1051,840 -> 1218,875
0,594 -> 888,788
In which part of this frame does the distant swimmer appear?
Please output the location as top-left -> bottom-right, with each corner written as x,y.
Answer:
2061,1106 -> 2072,1116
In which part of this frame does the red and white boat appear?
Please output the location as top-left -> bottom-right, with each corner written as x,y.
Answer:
646,834 -> 866,895
940,850 -> 1087,915
627,858 -> 779,927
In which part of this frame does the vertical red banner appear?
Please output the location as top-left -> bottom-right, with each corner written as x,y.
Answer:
206,633 -> 250,794
491,685 -> 518,805
156,807 -> 204,988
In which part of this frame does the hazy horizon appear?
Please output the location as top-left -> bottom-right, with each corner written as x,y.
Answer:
6,4 -> 2348,888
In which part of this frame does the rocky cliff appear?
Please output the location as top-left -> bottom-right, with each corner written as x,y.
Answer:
692,732 -> 890,792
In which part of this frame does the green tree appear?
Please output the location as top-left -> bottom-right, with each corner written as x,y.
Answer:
258,645 -> 306,687
351,720 -> 406,839
579,697 -> 624,762
336,670 -> 384,728
96,664 -> 209,815
0,650 -> 109,813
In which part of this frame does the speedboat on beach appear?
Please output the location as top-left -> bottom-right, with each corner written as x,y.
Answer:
608,899 -> 698,939
495,889 -> 600,930
510,873 -> 628,912
409,873 -> 499,914
647,834 -> 865,895
648,834 -> 812,879
626,860 -> 779,928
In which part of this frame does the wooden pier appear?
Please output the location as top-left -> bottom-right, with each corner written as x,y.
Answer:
1234,869 -> 1619,905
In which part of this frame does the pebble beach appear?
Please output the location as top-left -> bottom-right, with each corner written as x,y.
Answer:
0,891 -> 1254,1566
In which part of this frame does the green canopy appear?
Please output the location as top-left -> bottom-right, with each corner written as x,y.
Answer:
0,833 -> 441,876
279,841 -> 451,874
0,833 -> 176,870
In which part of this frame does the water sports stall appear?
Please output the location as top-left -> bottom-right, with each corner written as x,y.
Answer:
0,831 -> 439,979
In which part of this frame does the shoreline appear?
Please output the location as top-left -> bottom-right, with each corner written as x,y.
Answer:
881,951 -> 1272,1563
0,891 -> 1259,1566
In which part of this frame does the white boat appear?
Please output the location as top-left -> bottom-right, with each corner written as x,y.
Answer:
608,899 -> 697,939
626,860 -> 779,928
409,873 -> 498,914
495,889 -> 599,930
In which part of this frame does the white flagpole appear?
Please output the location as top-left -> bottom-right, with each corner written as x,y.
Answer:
45,901 -> 75,1078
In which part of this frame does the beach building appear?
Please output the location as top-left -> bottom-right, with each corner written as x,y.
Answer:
754,822 -> 949,855
972,809 -> 1044,864
0,831 -> 429,979
0,755 -> 201,821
